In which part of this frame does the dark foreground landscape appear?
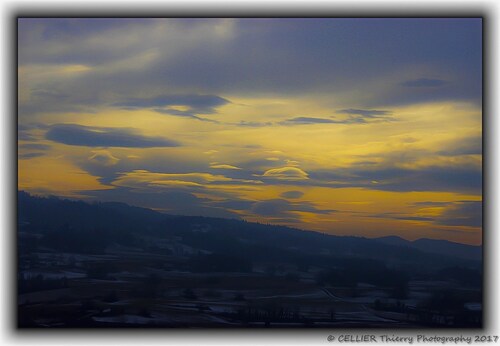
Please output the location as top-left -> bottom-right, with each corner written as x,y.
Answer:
18,191 -> 482,328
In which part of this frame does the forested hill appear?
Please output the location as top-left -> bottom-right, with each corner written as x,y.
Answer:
18,191 -> 481,266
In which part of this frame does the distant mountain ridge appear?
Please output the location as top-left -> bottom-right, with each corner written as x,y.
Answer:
18,191 -> 481,263
374,236 -> 481,261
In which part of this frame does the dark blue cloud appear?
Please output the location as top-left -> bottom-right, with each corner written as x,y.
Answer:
114,94 -> 229,119
251,199 -> 335,219
19,18 -> 152,41
410,200 -> 482,228
30,88 -> 70,101
74,151 -> 218,186
86,187 -> 241,219
282,109 -> 394,125
393,216 -> 435,222
116,94 -> 229,111
18,18 -> 482,111
213,199 -> 255,211
18,18 -> 166,65
18,124 -> 43,141
19,152 -> 45,159
18,132 -> 36,141
369,212 -> 435,222
283,117 -> 339,125
368,200 -> 481,229
46,124 -> 180,148
237,158 -> 284,172
364,166 -> 482,194
19,143 -> 51,151
152,109 -> 220,122
173,19 -> 479,104
401,78 -> 447,88
18,143 -> 52,160
435,201 -> 482,228
291,201 -> 336,214
280,191 -> 304,199
336,109 -> 392,117
309,164 -> 482,194
412,201 -> 451,207
231,121 -> 273,127
252,199 -> 295,218
437,136 -> 482,156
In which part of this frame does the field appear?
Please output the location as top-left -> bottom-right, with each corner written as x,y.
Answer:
18,239 -> 481,328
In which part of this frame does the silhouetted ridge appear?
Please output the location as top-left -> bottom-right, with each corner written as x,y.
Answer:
374,235 -> 481,261
18,191 -> 481,265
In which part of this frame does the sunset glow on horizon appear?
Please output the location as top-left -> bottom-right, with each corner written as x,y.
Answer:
18,18 -> 482,245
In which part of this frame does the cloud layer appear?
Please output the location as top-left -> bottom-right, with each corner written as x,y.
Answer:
46,124 -> 180,148
18,18 -> 482,245
114,94 -> 230,119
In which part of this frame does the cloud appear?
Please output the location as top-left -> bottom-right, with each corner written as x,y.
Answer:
88,150 -> 120,166
361,166 -> 482,194
236,158 -> 285,173
45,124 -> 180,148
18,142 -> 51,160
334,108 -> 395,123
369,212 -> 435,222
252,199 -> 294,218
280,191 -> 304,199
18,124 -> 47,141
437,136 -> 482,156
435,201 -> 482,227
211,197 -> 336,223
87,186 -> 241,219
410,200 -> 482,228
251,199 -> 334,220
232,121 -> 273,127
19,152 -> 45,159
18,132 -> 37,141
18,142 -> 52,160
18,18 -> 236,66
152,108 -> 220,122
336,109 -> 392,117
213,199 -> 255,211
395,216 -> 435,221
113,169 -> 262,191
18,18 -> 481,119
289,201 -> 336,214
19,143 -> 51,151
73,148 -> 214,186
261,167 -> 309,181
282,117 -> 338,125
412,201 -> 452,207
282,109 -> 394,125
210,163 -> 241,170
309,163 -> 481,194
114,94 -> 230,118
285,160 -> 300,167
401,78 -> 448,88
367,200 -> 482,229
90,168 -> 333,222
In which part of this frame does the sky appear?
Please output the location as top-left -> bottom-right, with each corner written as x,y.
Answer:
17,18 -> 482,245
